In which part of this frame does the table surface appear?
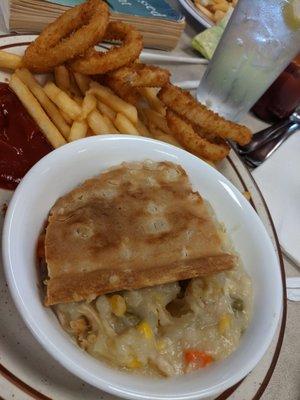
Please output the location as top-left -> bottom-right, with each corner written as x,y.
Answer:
0,4 -> 299,400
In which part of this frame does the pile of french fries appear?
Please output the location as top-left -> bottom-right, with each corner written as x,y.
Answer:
1,50 -> 182,151
194,0 -> 237,23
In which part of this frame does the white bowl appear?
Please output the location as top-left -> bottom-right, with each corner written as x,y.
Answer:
2,135 -> 282,400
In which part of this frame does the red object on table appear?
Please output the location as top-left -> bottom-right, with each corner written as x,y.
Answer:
0,83 -> 53,190
252,54 -> 300,122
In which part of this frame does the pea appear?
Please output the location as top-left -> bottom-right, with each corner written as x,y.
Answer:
232,298 -> 244,312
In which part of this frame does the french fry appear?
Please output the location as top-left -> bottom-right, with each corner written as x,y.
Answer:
73,97 -> 83,106
89,82 -> 138,124
136,119 -> 151,137
213,10 -> 226,22
15,68 -> 70,139
194,1 -> 214,19
69,120 -> 88,142
54,65 -> 70,92
9,74 -> 66,148
69,71 -> 82,97
194,0 -> 235,23
87,109 -> 111,134
0,50 -> 22,70
87,127 -> 94,136
103,115 -> 119,133
212,1 -> 229,12
44,82 -> 82,120
73,72 -> 91,95
97,100 -> 116,121
82,93 -> 97,119
114,113 -> 140,135
147,121 -> 182,148
60,110 -> 73,125
142,108 -> 172,135
138,87 -> 166,116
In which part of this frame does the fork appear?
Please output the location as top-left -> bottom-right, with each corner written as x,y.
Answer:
237,107 -> 300,154
234,108 -> 300,168
239,122 -> 299,168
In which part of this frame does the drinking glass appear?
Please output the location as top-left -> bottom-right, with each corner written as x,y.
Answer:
197,0 -> 300,121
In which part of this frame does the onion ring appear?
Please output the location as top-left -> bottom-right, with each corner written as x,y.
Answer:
69,21 -> 143,75
166,109 -> 230,162
159,84 -> 252,146
107,64 -> 170,87
23,0 -> 109,73
102,75 -> 141,105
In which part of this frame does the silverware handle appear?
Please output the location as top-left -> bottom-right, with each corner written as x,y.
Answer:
239,118 -> 294,154
244,122 -> 299,167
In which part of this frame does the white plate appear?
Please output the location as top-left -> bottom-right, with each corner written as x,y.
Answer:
177,0 -> 213,27
0,35 -> 286,400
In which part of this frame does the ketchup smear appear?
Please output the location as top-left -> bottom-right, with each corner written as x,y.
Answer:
0,83 -> 53,190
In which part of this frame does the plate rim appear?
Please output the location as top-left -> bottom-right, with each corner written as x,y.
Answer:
176,0 -> 213,27
225,150 -> 287,400
0,35 -> 286,400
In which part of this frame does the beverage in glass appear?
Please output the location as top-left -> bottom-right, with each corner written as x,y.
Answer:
197,0 -> 300,121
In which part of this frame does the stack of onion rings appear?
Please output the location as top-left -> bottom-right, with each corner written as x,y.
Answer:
23,0 -> 109,73
19,0 -> 252,163
69,21 -> 143,75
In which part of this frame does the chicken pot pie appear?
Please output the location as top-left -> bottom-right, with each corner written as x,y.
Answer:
39,161 -> 252,376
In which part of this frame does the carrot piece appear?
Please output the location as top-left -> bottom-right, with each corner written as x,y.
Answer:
184,350 -> 213,368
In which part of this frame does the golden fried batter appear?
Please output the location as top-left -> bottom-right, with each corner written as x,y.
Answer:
166,110 -> 230,162
69,22 -> 143,75
103,75 -> 141,105
108,64 -> 170,88
23,0 -> 109,73
159,84 -> 252,146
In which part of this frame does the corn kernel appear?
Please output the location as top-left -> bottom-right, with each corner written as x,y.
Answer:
156,339 -> 165,351
137,321 -> 153,339
109,294 -> 126,317
127,358 -> 142,369
218,314 -> 231,335
155,294 -> 163,302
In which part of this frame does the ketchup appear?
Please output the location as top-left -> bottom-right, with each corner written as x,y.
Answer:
252,54 -> 300,122
0,83 -> 53,190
